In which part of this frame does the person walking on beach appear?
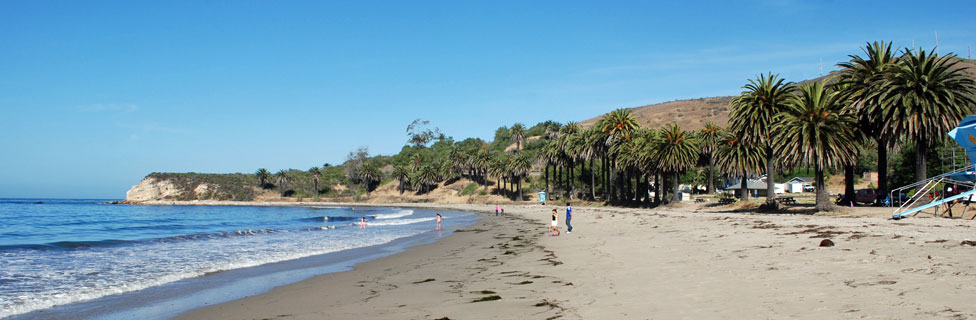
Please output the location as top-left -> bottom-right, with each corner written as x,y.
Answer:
360,217 -> 367,229
550,209 -> 560,236
565,202 -> 573,233
495,205 -> 499,216
436,213 -> 442,230
500,207 -> 504,215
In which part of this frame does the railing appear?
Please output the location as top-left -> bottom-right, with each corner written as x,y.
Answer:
889,164 -> 975,206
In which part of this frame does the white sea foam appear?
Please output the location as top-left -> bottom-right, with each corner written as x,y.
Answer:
0,206 -> 476,319
373,209 -> 414,220
0,225 -> 419,318
365,217 -> 435,226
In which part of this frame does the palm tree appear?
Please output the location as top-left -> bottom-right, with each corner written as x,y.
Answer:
540,141 -> 561,197
275,170 -> 288,197
652,123 -> 699,204
773,82 -> 859,211
448,147 -> 467,178
475,149 -> 492,191
359,162 -> 380,197
255,168 -> 270,189
601,109 -> 640,141
410,154 -> 424,173
635,128 -> 661,205
699,122 -> 722,193
600,109 -> 640,203
836,41 -> 897,204
416,165 -> 437,194
716,132 -> 765,201
579,127 -> 600,200
878,48 -> 976,182
392,165 -> 410,195
510,153 -> 532,201
308,166 -> 321,196
730,73 -> 796,207
511,123 -> 526,153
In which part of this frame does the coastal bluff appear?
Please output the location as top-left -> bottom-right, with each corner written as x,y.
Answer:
124,173 -> 258,203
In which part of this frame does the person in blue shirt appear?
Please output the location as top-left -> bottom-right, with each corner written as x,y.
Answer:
565,202 -> 573,233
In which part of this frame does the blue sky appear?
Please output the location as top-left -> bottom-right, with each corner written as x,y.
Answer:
1,0 -> 974,199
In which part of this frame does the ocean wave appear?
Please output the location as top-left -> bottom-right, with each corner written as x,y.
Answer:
373,209 -> 414,220
313,216 -> 363,222
0,229 -> 287,252
362,217 -> 435,226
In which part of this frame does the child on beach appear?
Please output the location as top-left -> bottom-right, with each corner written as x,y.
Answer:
436,213 -> 442,230
565,202 -> 573,233
360,217 -> 366,229
550,209 -> 560,236
501,207 -> 504,215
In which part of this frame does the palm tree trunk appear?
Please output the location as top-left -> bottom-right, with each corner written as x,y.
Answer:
654,172 -> 662,204
916,136 -> 928,183
877,139 -> 888,205
843,165 -> 855,204
814,166 -> 833,211
602,155 -> 608,200
589,158 -> 596,200
765,147 -> 777,206
740,170 -> 750,201
706,154 -> 715,194
672,171 -> 680,204
545,163 -> 550,196
518,178 -> 523,201
569,160 -> 575,200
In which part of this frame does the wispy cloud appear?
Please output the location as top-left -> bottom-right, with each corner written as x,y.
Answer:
79,104 -> 139,113
115,122 -> 190,141
583,42 -> 860,76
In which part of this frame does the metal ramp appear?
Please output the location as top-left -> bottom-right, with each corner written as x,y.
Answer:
892,186 -> 976,219
891,115 -> 976,220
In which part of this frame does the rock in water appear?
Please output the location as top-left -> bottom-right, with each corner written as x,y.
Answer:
819,239 -> 835,247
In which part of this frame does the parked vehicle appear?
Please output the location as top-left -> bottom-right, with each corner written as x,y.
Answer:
855,189 -> 878,204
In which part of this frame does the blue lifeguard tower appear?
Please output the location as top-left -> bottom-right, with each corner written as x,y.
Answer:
892,115 -> 976,219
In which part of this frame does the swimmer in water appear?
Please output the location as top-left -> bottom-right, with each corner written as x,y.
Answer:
360,217 -> 367,229
436,213 -> 442,230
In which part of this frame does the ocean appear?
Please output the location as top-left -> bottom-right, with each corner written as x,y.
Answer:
0,199 -> 478,319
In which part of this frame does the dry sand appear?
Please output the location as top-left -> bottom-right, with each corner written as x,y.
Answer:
175,202 -> 976,319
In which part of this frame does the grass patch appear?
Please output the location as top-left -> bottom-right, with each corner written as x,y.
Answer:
461,182 -> 479,196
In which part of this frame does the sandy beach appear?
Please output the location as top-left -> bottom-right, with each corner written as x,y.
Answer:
174,202 -> 976,319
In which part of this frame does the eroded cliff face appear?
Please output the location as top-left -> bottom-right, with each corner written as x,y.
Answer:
125,177 -> 183,202
124,174 -> 255,202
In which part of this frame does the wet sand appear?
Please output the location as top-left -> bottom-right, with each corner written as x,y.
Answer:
177,203 -> 976,319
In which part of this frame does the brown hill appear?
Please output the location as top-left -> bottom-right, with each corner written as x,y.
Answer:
580,58 -> 976,131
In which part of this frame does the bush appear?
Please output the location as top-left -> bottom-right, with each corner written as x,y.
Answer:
461,182 -> 478,196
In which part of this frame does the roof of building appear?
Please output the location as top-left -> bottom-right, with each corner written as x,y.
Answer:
786,177 -> 813,183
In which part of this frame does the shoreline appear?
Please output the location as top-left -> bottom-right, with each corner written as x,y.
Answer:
3,204 -> 482,320
177,203 -> 976,319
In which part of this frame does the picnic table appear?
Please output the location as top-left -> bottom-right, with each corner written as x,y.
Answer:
718,198 -> 737,205
776,196 -> 797,205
